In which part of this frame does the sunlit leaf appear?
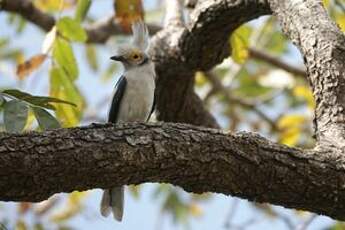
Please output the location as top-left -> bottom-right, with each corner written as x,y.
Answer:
188,203 -> 203,217
34,0 -> 75,12
57,17 -> 87,42
2,89 -> 76,110
33,107 -> 61,130
53,37 -> 78,80
16,54 -> 47,79
293,85 -> 315,109
230,25 -> 252,64
115,0 -> 144,32
129,185 -> 140,199
24,109 -> 36,131
336,14 -> 345,32
277,114 -> 306,146
42,26 -> 57,54
3,100 -> 28,133
195,71 -> 208,87
323,0 -> 330,8
75,0 -> 91,22
49,67 -> 85,127
85,45 -> 98,71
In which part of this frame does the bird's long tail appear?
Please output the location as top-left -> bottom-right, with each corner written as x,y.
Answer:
100,186 -> 124,221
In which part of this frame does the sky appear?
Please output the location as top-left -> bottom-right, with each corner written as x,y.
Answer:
0,0 -> 338,229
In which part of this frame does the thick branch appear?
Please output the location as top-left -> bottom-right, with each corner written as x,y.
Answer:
268,0 -> 345,146
150,0 -> 270,127
1,123 -> 345,221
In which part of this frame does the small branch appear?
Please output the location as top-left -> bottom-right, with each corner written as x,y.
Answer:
248,48 -> 307,77
0,0 -> 55,31
205,71 -> 277,130
0,0 -> 161,44
164,0 -> 185,27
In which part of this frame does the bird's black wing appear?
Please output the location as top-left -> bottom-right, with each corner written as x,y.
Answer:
108,75 -> 127,123
147,90 -> 156,121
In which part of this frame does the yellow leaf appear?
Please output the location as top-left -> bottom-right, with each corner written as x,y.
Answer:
115,0 -> 144,32
24,109 -> 36,131
336,14 -> 345,32
322,0 -> 330,8
16,54 -> 47,79
49,67 -> 85,127
34,0 -> 75,12
68,191 -> 88,206
188,203 -> 203,217
277,115 -> 306,146
230,25 -> 251,64
195,71 -> 207,87
293,85 -> 315,109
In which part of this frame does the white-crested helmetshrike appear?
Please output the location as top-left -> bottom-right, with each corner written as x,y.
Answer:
100,21 -> 156,221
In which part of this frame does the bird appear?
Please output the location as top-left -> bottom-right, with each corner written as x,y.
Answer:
99,20 -> 156,221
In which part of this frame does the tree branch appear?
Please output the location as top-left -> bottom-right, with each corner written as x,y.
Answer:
0,0 -> 161,44
268,0 -> 345,146
248,48 -> 307,77
0,122 -> 345,221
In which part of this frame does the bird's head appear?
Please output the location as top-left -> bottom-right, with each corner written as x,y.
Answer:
110,21 -> 150,68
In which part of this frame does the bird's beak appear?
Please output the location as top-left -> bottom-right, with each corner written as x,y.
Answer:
110,55 -> 125,62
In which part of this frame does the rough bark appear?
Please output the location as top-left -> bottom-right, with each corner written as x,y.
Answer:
268,0 -> 345,146
151,0 -> 270,127
1,122 -> 345,221
0,0 -> 345,222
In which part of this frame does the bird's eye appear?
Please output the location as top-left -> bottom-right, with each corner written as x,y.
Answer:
132,54 -> 140,60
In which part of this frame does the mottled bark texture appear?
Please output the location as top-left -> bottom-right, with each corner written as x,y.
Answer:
268,0 -> 345,146
1,122 -> 345,221
1,0 -> 345,222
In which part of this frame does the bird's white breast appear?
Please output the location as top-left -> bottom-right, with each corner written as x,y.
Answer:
117,63 -> 155,122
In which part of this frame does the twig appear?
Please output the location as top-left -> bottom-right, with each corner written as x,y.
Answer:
224,198 -> 240,229
205,71 -> 278,130
0,0 -> 161,44
164,0 -> 185,27
248,48 -> 306,77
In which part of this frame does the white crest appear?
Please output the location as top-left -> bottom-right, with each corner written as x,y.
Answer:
131,20 -> 150,51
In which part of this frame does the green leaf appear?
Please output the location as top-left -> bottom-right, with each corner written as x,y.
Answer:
3,100 -> 28,133
75,0 -> 92,22
56,17 -> 87,42
53,37 -> 79,80
2,89 -> 76,110
230,25 -> 252,64
49,67 -> 85,127
33,107 -> 61,130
